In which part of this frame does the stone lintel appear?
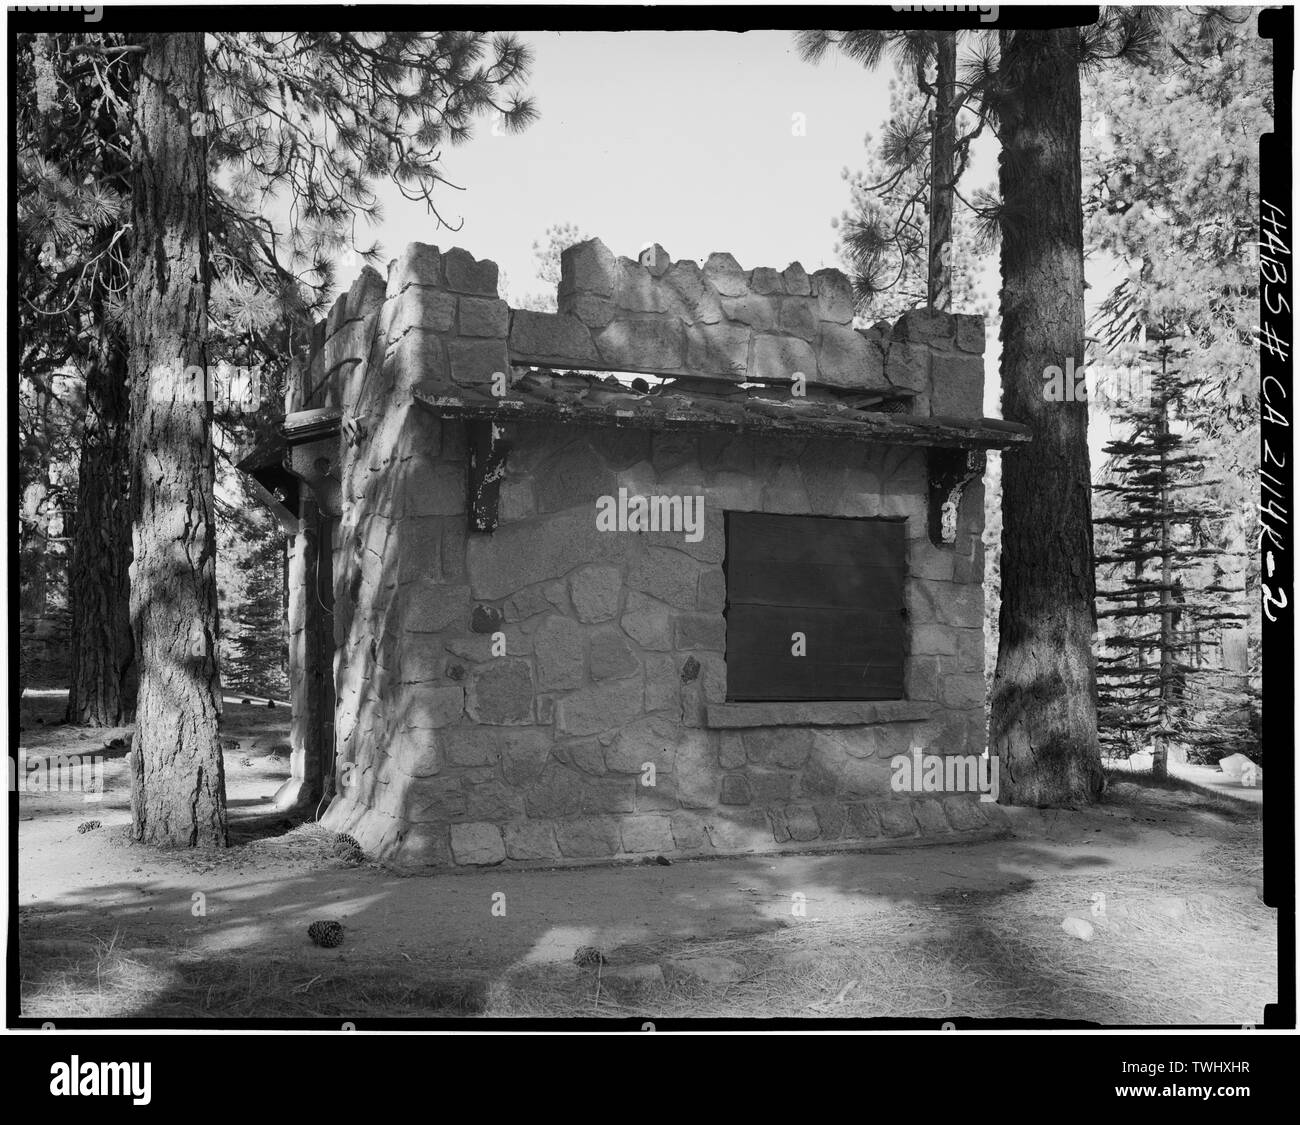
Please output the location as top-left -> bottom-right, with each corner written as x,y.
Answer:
706,701 -> 933,728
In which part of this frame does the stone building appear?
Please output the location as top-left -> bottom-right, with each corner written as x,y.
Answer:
241,237 -> 1029,868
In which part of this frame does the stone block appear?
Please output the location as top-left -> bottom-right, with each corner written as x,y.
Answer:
464,779 -> 524,821
555,676 -> 644,736
467,507 -> 633,600
778,298 -> 818,341
569,565 -> 622,622
744,728 -> 813,769
750,333 -> 817,383
685,322 -> 751,378
814,801 -> 847,840
499,478 -> 536,523
674,729 -> 721,809
955,314 -> 986,354
905,656 -> 942,703
533,442 -> 617,514
720,774 -> 752,805
942,796 -> 988,831
930,352 -> 985,419
628,547 -> 706,610
524,765 -> 586,818
782,262 -> 811,295
405,463 -> 464,517
720,294 -> 777,330
664,260 -> 705,308
381,285 -> 456,340
638,243 -> 672,277
465,659 -> 533,724
459,296 -> 509,338
696,570 -> 726,613
844,802 -> 882,839
593,318 -> 684,371
621,597 -> 674,651
615,258 -> 667,313
702,252 -> 748,297
674,613 -> 725,651
394,825 -> 453,868
717,731 -> 746,769
875,800 -> 920,838
405,685 -> 464,729
589,626 -> 640,680
442,247 -> 499,296
604,714 -> 678,774
447,338 -> 510,389
559,292 -> 615,329
811,268 -> 854,324
508,309 -> 601,366
634,773 -> 678,811
776,806 -> 821,842
704,809 -> 772,852
817,323 -> 888,389
643,653 -> 680,713
913,798 -> 953,835
893,308 -> 954,346
383,328 -> 449,389
882,339 -> 930,394
504,821 -> 560,860
620,814 -> 674,853
940,672 -> 986,710
749,770 -> 797,803
559,238 -> 618,298
387,243 -> 443,293
912,623 -> 959,656
670,812 -> 709,851
535,615 -> 585,690
449,821 -> 505,865
555,816 -> 622,858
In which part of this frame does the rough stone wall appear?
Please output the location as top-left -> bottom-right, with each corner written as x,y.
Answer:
298,238 -> 987,414
289,240 -> 1001,868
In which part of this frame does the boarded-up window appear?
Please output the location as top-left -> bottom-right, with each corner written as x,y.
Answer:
724,512 -> 906,701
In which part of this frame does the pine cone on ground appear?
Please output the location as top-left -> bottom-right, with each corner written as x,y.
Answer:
308,920 -> 345,948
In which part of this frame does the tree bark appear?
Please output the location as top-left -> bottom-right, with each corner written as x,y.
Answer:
991,28 -> 1104,806
20,388 -> 53,619
126,33 -> 227,847
66,326 -> 135,726
928,30 -> 956,312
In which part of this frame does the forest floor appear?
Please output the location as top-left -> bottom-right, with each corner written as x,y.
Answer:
15,689 -> 1274,1025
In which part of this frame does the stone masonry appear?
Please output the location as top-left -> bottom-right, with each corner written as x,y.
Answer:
279,238 -> 1012,868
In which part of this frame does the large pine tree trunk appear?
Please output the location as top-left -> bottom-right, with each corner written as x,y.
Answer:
66,327 -> 135,726
928,30 -> 956,312
126,33 -> 227,847
991,28 -> 1104,806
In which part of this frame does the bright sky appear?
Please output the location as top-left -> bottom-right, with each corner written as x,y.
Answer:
363,30 -> 902,299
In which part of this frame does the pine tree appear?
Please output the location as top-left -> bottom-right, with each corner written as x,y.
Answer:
1093,332 -> 1251,777
801,15 -> 1163,806
797,28 -> 999,315
1083,7 -> 1270,753
830,75 -> 994,321
20,28 -> 537,846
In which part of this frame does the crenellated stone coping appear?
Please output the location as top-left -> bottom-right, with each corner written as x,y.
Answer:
299,238 -> 988,419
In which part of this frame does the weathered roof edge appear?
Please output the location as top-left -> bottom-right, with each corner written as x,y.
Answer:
411,385 -> 1029,452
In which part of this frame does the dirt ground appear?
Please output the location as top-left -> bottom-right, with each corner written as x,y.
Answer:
15,689 -> 1275,1024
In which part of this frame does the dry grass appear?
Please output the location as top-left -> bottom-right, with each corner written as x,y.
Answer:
23,827 -> 1269,1024
20,931 -> 492,1020
20,780 -> 1273,1024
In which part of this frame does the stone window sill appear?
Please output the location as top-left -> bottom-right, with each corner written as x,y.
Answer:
705,701 -> 931,728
